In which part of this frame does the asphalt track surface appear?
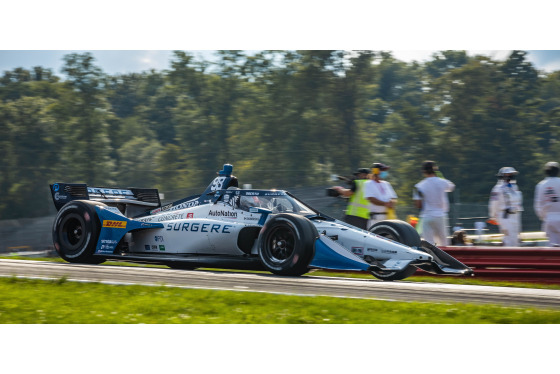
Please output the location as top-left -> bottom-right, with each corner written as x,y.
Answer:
2,259 -> 560,309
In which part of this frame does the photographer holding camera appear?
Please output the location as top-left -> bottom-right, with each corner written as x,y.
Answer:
330,168 -> 371,230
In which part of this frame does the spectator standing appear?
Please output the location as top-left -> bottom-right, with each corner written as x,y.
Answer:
332,168 -> 371,230
534,161 -> 560,246
413,161 -> 455,246
364,163 -> 397,229
489,167 -> 523,246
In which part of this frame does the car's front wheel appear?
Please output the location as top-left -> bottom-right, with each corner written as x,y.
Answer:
368,220 -> 421,281
258,214 -> 318,276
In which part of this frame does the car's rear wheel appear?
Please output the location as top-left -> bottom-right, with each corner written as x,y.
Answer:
368,220 -> 421,281
258,214 -> 318,276
52,200 -> 106,264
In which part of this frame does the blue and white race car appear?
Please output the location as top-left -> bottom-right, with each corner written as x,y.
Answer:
50,164 -> 472,281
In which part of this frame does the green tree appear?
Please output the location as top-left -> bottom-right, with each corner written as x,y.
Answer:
60,53 -> 115,185
117,137 -> 162,188
0,97 -> 57,217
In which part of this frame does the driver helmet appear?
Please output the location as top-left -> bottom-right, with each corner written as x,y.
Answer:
239,196 -> 261,210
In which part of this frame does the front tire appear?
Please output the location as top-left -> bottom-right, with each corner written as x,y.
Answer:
368,220 -> 421,281
258,214 -> 318,276
52,200 -> 106,264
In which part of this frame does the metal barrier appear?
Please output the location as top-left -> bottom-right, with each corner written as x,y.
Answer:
414,246 -> 560,284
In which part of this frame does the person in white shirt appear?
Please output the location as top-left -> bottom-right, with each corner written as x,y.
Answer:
413,161 -> 455,246
364,163 -> 397,229
489,166 -> 523,247
534,161 -> 560,246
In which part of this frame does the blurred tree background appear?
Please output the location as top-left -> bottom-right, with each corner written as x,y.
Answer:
1,50 -> 559,221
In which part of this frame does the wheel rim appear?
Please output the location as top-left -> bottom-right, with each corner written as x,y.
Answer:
59,213 -> 87,254
264,223 -> 296,263
378,232 -> 398,241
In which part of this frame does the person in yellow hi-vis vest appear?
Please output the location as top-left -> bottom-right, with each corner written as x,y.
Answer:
364,163 -> 398,229
332,168 -> 371,230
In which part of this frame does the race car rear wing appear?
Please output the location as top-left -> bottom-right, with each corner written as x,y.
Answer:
50,183 -> 161,215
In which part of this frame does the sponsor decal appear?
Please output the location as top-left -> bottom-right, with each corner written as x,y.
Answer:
243,217 -> 259,221
151,245 -> 158,250
102,220 -> 127,228
54,192 -> 67,201
366,247 -> 378,252
166,222 -> 232,234
150,203 -> 172,215
52,184 -> 60,192
155,236 -> 164,242
88,187 -> 134,196
170,200 -> 199,211
145,245 -> 151,251
157,213 -> 185,222
208,210 -> 237,218
381,249 -> 397,254
351,247 -> 364,255
159,245 -> 165,251
100,240 -> 118,251
245,192 -> 260,196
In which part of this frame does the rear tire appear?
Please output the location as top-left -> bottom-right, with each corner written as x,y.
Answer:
368,220 -> 421,281
258,214 -> 318,276
52,200 -> 106,264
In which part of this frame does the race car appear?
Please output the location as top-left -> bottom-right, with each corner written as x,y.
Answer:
49,164 -> 472,281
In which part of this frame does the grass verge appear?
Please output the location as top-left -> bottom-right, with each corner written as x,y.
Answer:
1,277 -> 560,323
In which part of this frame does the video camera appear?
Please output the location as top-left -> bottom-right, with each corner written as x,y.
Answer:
326,175 -> 355,197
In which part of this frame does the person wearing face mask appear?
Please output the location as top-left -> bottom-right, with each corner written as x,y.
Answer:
489,166 -> 523,246
364,163 -> 398,229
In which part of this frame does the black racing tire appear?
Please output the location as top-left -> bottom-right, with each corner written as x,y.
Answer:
258,213 -> 318,276
368,220 -> 422,281
52,200 -> 106,264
